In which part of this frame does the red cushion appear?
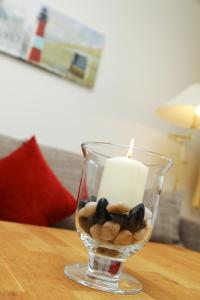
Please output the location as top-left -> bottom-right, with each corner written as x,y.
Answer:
0,136 -> 76,226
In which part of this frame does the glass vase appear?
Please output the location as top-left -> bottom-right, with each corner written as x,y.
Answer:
64,142 -> 172,294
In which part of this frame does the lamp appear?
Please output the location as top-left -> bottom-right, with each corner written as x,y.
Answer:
156,84 -> 200,129
156,84 -> 200,207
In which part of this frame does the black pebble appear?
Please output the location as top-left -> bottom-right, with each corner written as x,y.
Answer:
110,214 -> 129,229
129,203 -> 145,231
89,195 -> 97,202
94,198 -> 110,225
78,195 -> 97,210
78,199 -> 88,210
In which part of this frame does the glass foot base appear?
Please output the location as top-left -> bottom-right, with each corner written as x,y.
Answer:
64,263 -> 142,295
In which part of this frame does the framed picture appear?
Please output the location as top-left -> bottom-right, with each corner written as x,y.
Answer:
0,0 -> 104,87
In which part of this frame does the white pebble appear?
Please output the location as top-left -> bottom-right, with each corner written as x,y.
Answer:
83,202 -> 97,217
101,221 -> 120,241
90,224 -> 102,240
133,229 -> 147,241
133,225 -> 152,242
77,208 -> 85,218
113,230 -> 133,246
146,219 -> 152,226
144,207 -> 152,222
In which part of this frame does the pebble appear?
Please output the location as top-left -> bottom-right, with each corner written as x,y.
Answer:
77,207 -> 85,218
106,203 -> 130,214
78,199 -> 88,210
146,219 -> 152,227
78,217 -> 94,234
78,196 -> 97,210
129,203 -> 145,231
77,202 -> 97,218
83,202 -> 97,217
90,224 -> 102,240
110,213 -> 129,229
113,230 -> 133,246
101,221 -> 120,241
89,195 -> 97,202
94,198 -> 110,224
133,225 -> 152,242
144,207 -> 152,222
133,228 -> 146,241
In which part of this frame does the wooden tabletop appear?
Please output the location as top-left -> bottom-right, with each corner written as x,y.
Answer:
0,221 -> 199,300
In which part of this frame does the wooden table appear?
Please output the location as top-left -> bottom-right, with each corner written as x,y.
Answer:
0,221 -> 199,300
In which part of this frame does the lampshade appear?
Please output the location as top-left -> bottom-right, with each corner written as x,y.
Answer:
156,84 -> 200,129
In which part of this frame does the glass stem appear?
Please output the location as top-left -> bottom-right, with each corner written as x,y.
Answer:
87,252 -> 125,283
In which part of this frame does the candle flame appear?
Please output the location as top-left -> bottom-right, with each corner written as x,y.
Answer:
127,138 -> 134,158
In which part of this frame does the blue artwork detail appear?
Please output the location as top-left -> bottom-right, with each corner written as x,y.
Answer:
34,36 -> 44,50
72,53 -> 87,71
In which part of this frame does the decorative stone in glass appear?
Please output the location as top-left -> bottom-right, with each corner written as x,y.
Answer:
64,142 -> 172,294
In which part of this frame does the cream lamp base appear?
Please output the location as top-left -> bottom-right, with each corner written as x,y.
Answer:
168,133 -> 191,191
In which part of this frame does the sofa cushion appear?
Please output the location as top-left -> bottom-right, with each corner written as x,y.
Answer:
0,136 -> 76,226
41,144 -> 82,198
0,134 -> 82,198
150,191 -> 183,243
180,218 -> 200,252
0,134 -> 21,157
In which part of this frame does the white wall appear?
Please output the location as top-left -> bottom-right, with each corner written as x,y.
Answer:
0,0 -> 200,221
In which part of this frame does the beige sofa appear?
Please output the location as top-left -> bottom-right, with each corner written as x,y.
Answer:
0,134 -> 199,252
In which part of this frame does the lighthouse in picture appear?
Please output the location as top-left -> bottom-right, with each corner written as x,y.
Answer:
29,7 -> 48,63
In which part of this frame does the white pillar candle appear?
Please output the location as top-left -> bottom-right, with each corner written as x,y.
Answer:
97,142 -> 148,208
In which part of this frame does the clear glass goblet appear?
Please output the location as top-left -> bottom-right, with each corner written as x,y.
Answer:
64,142 -> 173,294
